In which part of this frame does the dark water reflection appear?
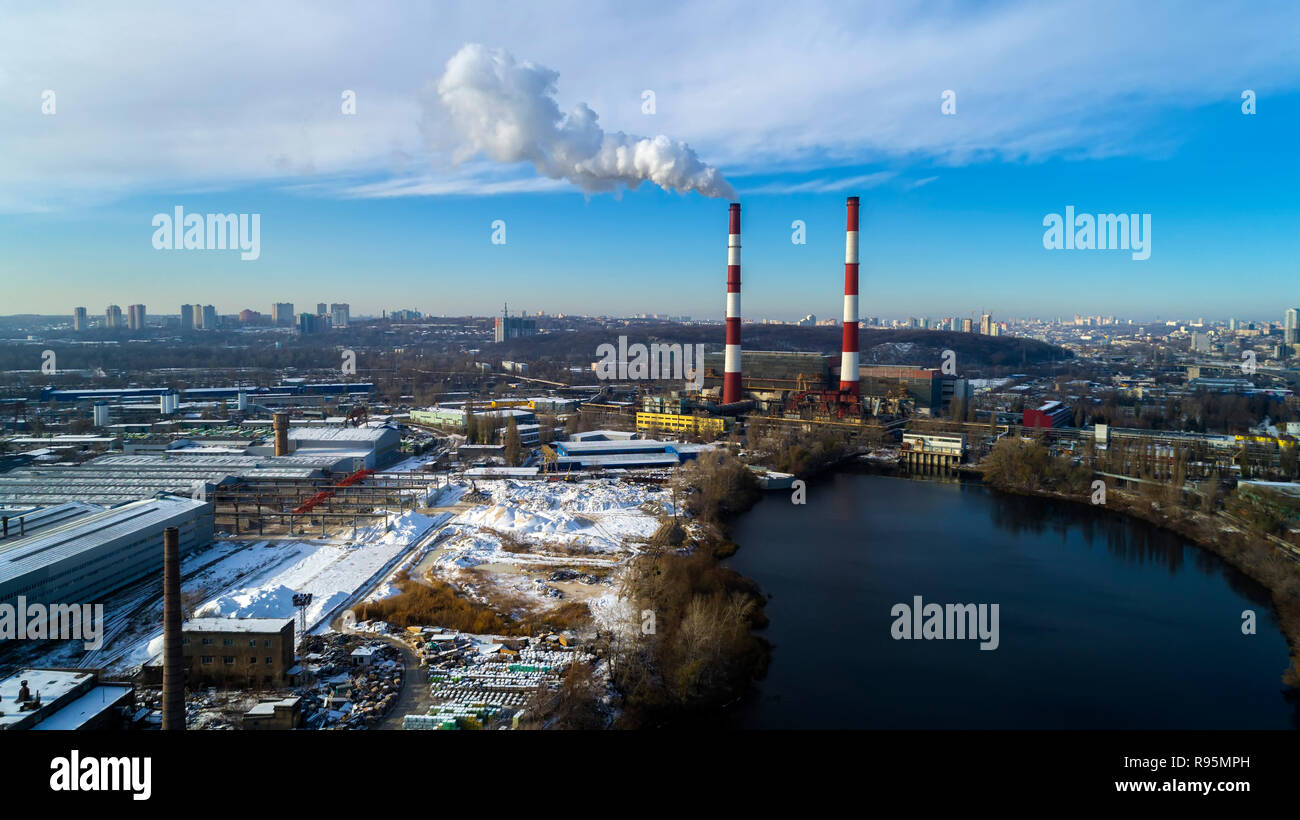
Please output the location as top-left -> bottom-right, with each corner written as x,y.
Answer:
725,469 -> 1297,729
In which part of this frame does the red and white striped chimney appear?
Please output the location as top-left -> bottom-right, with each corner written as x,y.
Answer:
723,202 -> 742,404
839,196 -> 860,395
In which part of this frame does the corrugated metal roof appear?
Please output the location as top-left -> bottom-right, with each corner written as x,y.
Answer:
288,426 -> 391,442
0,496 -> 209,585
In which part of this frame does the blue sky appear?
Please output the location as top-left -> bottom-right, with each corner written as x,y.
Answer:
1,1 -> 1297,321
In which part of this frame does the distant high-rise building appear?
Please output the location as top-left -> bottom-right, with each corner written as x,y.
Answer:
494,303 -> 537,343
127,304 -> 147,331
180,304 -> 196,331
979,313 -> 993,335
330,303 -> 350,328
73,306 -> 88,331
238,309 -> 263,324
201,305 -> 218,330
316,303 -> 327,316
298,313 -> 325,334
962,318 -> 973,333
273,303 -> 294,326
1284,308 -> 1299,345
105,304 -> 123,329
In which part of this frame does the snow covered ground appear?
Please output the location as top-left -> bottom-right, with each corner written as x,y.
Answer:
190,511 -> 443,628
61,510 -> 449,674
422,478 -> 671,613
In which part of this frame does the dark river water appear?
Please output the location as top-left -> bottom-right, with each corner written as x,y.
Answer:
726,469 -> 1298,729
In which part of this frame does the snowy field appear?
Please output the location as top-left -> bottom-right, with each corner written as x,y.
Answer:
422,478 -> 672,612
193,511 -> 445,628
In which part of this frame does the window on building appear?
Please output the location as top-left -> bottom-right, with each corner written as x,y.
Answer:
264,640 -> 272,647
201,637 -> 213,645
249,639 -> 257,647
182,637 -> 190,645
266,657 -> 273,665
222,638 -> 233,646
223,656 -> 234,664
250,656 -> 258,664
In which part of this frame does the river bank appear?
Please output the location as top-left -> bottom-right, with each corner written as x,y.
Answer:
970,459 -> 1300,688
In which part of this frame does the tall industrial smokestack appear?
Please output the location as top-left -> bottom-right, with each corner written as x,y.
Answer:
723,202 -> 742,405
840,196 -> 860,395
162,526 -> 185,731
273,411 -> 290,457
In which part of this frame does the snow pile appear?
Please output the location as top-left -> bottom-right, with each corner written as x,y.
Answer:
194,584 -> 351,627
425,484 -> 468,507
434,479 -> 664,570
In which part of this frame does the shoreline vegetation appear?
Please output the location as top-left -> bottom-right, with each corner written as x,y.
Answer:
977,437 -> 1300,689
601,449 -> 769,728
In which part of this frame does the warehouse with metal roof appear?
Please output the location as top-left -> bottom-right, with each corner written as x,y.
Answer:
0,495 -> 213,612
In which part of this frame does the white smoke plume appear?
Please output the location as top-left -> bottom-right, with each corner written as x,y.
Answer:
434,44 -> 735,199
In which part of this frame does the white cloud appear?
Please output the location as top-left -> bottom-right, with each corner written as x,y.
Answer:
0,0 -> 1296,210
740,171 -> 898,195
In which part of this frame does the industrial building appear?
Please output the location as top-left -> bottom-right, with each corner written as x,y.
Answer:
411,405 -> 536,430
635,411 -> 730,439
39,382 -> 373,403
283,424 -> 400,470
0,668 -> 135,730
703,350 -> 832,394
181,617 -> 296,688
857,365 -> 970,417
1023,400 -> 1072,428
545,438 -> 711,471
243,695 -> 303,729
0,495 -> 213,615
901,433 -> 967,470
0,422 -> 401,508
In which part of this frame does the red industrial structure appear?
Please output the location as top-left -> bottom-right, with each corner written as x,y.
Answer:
840,196 -> 861,395
723,202 -> 743,405
1023,400 -> 1071,429
292,467 -> 373,515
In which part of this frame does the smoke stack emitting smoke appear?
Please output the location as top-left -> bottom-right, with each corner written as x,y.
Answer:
436,44 -> 735,199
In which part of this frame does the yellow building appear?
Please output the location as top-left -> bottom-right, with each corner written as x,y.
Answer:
486,398 -> 534,410
636,411 -> 730,438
